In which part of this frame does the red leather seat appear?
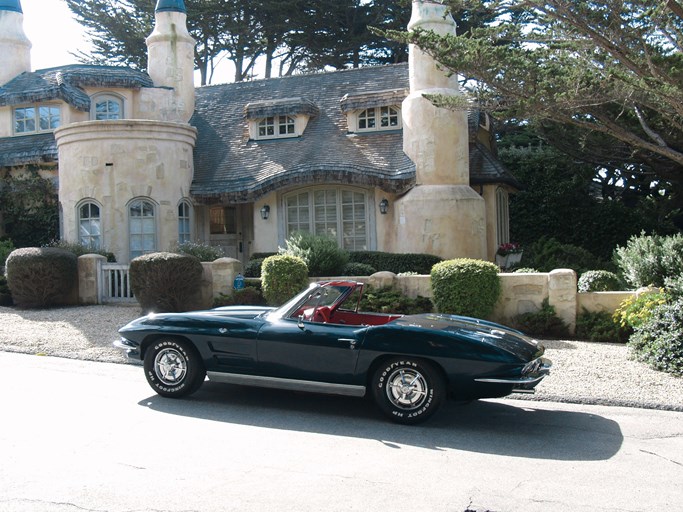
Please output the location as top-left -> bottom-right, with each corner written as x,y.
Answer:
312,306 -> 331,323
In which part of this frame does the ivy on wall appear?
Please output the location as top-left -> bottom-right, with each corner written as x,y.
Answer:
0,169 -> 59,248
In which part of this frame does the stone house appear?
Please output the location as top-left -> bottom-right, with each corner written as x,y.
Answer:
0,0 -> 519,264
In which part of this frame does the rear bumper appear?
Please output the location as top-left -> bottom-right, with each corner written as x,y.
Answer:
113,338 -> 141,359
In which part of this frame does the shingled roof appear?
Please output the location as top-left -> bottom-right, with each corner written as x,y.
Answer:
190,63 -> 518,203
0,132 -> 57,167
0,65 -> 153,111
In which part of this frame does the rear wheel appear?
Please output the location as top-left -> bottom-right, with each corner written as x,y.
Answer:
371,357 -> 444,424
143,338 -> 205,398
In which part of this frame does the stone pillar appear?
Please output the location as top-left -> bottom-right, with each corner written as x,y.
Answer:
0,1 -> 31,86
548,269 -> 577,335
78,254 -> 107,305
211,258 -> 243,299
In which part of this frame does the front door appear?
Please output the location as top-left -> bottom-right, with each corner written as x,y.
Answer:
209,205 -> 247,261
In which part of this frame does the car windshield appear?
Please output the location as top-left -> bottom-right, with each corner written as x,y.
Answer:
266,282 -> 358,321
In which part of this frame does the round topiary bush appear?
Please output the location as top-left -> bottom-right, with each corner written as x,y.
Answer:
261,255 -> 308,306
577,270 -> 623,292
129,252 -> 204,313
5,247 -> 78,308
430,258 -> 501,318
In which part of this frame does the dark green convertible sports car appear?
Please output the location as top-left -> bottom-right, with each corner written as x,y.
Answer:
116,281 -> 551,424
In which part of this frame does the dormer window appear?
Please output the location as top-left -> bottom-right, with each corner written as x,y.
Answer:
258,115 -> 296,138
14,104 -> 61,134
245,98 -> 318,141
357,106 -> 400,132
91,93 -> 124,120
340,89 -> 407,134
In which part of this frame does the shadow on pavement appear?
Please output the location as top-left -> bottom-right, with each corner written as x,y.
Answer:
139,381 -> 623,461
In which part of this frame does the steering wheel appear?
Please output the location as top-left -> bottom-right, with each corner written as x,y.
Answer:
312,306 -> 331,323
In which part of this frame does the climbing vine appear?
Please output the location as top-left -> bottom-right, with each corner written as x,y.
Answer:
0,171 -> 59,248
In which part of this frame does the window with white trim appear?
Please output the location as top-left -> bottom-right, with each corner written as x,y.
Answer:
496,188 -> 510,247
285,188 -> 368,251
178,201 -> 192,243
78,202 -> 101,249
357,106 -> 400,132
14,104 -> 61,134
92,94 -> 123,120
257,115 -> 296,139
129,199 -> 156,259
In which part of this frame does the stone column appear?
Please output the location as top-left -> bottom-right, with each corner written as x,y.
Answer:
78,254 -> 107,305
548,269 -> 577,335
211,258 -> 244,299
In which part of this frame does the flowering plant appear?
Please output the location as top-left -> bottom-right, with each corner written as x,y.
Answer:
496,242 -> 522,256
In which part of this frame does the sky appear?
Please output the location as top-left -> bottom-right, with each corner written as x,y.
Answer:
21,0 -> 92,71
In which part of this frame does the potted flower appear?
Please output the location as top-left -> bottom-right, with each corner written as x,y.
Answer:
496,242 -> 523,268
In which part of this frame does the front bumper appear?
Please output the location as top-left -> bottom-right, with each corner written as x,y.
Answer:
113,338 -> 141,359
474,357 -> 552,394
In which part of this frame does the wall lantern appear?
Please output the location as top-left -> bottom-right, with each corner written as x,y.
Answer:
379,198 -> 389,215
260,204 -> 270,220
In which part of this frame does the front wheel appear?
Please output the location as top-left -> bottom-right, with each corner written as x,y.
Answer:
371,358 -> 444,425
143,338 -> 206,398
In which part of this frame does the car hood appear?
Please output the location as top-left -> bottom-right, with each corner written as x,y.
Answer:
394,313 -> 544,361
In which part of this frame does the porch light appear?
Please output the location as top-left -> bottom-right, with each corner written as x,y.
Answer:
260,204 -> 270,220
379,198 -> 389,215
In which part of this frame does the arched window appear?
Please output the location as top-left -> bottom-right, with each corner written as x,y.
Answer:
285,187 -> 368,251
91,93 -> 124,120
496,188 -> 510,247
357,106 -> 400,132
178,200 -> 192,243
129,199 -> 156,259
78,201 -> 101,249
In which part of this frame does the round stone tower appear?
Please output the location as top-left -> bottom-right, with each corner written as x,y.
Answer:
146,0 -> 196,123
392,0 -> 486,260
0,0 -> 31,85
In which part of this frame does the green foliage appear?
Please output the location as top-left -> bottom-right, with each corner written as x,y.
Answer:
261,255 -> 308,306
576,309 -> 626,343
0,239 -> 15,268
359,286 -> 433,315
213,286 -> 266,307
430,258 -> 500,318
279,232 -> 349,277
341,262 -> 376,276
629,298 -> 683,376
175,241 -> 224,262
614,233 -> 683,288
129,252 -> 204,313
525,237 -> 606,274
349,251 -> 442,275
0,274 -> 12,306
43,240 -> 116,262
613,291 -> 667,332
577,270 -> 624,292
514,267 -> 539,273
0,173 -> 59,248
664,275 -> 683,301
244,258 -> 265,278
5,247 -> 78,309
512,299 -> 570,338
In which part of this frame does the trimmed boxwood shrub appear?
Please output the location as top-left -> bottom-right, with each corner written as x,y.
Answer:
175,241 -> 224,262
577,270 -> 623,292
129,252 -> 203,313
629,298 -> 683,376
244,258 -> 265,278
5,247 -> 77,308
349,251 -> 442,275
342,262 -> 376,276
430,258 -> 500,318
280,232 -> 349,277
261,255 -> 308,306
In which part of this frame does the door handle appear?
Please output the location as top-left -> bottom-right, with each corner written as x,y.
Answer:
338,338 -> 357,350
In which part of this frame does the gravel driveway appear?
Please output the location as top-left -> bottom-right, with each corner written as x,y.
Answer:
1,304 -> 681,411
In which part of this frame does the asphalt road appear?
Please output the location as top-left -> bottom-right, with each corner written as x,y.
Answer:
1,351 -> 682,512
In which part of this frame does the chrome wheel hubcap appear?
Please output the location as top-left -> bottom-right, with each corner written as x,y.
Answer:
385,368 -> 428,410
154,348 -> 187,386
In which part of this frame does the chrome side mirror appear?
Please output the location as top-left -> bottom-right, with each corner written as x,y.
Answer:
298,315 -> 305,330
